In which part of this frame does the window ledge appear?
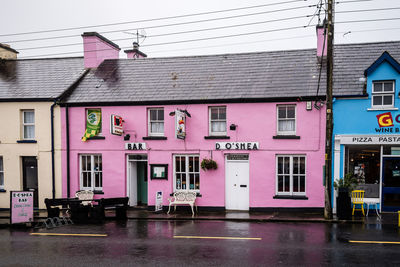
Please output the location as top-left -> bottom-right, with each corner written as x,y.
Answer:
0,189 -> 6,193
204,136 -> 230,140
87,136 -> 105,140
17,140 -> 37,143
367,108 -> 398,111
143,136 -> 167,140
170,192 -> 202,197
273,195 -> 308,200
93,190 -> 104,195
273,135 -> 300,139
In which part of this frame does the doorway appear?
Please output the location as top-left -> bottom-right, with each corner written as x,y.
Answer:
127,155 -> 148,207
22,156 -> 38,208
225,154 -> 249,210
382,157 -> 400,211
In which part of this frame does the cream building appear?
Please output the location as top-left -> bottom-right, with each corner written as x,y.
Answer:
0,49 -> 84,209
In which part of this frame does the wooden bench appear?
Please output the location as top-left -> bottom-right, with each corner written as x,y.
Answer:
44,198 -> 77,218
168,191 -> 197,217
93,197 -> 129,220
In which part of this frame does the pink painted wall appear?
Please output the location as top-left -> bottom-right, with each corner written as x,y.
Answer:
61,102 -> 326,208
82,35 -> 119,68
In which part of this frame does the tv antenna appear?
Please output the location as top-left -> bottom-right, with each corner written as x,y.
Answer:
123,29 -> 147,45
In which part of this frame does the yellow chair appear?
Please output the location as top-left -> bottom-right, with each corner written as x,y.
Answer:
351,190 -> 365,216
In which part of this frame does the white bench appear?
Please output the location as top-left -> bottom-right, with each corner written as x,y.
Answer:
168,191 -> 197,217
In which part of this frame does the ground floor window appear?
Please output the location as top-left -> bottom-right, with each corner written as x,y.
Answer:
174,155 -> 200,191
276,155 -> 306,195
80,154 -> 102,191
0,156 -> 3,190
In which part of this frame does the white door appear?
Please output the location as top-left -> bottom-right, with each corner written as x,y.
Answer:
128,161 -> 138,206
225,155 -> 249,210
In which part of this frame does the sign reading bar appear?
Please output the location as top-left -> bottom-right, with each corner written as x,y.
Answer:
10,191 -> 34,224
125,143 -> 147,150
340,135 -> 400,145
216,142 -> 259,150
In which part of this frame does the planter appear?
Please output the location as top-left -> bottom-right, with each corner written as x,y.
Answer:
201,158 -> 218,171
336,188 -> 352,220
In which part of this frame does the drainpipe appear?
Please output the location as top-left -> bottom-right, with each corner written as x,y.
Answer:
66,105 -> 71,198
51,101 -> 56,199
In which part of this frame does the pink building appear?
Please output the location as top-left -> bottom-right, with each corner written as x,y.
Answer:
60,32 -> 326,211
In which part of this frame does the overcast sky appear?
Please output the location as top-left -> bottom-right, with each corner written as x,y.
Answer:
0,0 -> 399,59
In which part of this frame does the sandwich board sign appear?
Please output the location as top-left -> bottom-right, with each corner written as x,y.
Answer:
10,191 -> 34,224
155,191 -> 163,212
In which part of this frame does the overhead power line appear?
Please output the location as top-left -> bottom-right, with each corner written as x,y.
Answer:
0,0 -> 306,38
336,6 -> 400,14
2,4 -> 315,44
19,24 -> 316,59
16,14 -> 312,51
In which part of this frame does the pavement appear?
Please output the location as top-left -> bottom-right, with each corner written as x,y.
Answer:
0,206 -> 396,226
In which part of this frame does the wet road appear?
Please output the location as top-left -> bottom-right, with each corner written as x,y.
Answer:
1,220 -> 400,266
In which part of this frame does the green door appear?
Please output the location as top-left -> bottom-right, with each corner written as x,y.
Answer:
137,162 -> 148,205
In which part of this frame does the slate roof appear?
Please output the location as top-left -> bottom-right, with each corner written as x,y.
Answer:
0,57 -> 84,100
62,41 -> 400,104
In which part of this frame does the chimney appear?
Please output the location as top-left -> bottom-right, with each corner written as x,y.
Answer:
124,42 -> 147,59
0,43 -> 18,59
316,23 -> 327,58
81,32 -> 120,68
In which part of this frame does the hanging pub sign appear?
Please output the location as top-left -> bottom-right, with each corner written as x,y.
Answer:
10,191 -> 34,224
175,109 -> 186,140
82,109 -> 101,141
216,142 -> 259,150
110,114 -> 124,136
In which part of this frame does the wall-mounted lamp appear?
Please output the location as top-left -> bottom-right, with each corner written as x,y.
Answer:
124,134 -> 130,141
230,124 -> 237,131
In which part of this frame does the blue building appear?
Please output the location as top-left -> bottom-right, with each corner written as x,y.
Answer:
333,42 -> 400,213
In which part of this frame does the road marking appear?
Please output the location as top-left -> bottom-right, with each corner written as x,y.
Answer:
174,235 -> 261,240
349,240 -> 400,245
30,233 -> 107,237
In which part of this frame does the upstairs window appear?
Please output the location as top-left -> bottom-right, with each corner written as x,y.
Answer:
277,105 -> 296,135
372,81 -> 395,109
209,106 -> 227,136
22,110 -> 35,140
148,108 -> 164,136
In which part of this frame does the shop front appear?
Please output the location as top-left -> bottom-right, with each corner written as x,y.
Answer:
334,135 -> 400,212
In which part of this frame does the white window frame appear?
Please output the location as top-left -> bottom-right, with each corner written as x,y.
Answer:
22,110 -> 35,140
79,154 -> 102,191
148,108 -> 164,136
371,81 -> 395,109
277,105 -> 296,136
276,155 -> 306,196
173,154 -> 200,192
209,106 -> 227,136
86,109 -> 102,135
0,156 -> 4,190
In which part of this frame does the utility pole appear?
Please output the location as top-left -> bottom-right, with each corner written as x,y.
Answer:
324,0 -> 334,219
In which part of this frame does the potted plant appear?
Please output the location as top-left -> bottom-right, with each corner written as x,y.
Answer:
201,158 -> 218,171
334,173 -> 359,220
